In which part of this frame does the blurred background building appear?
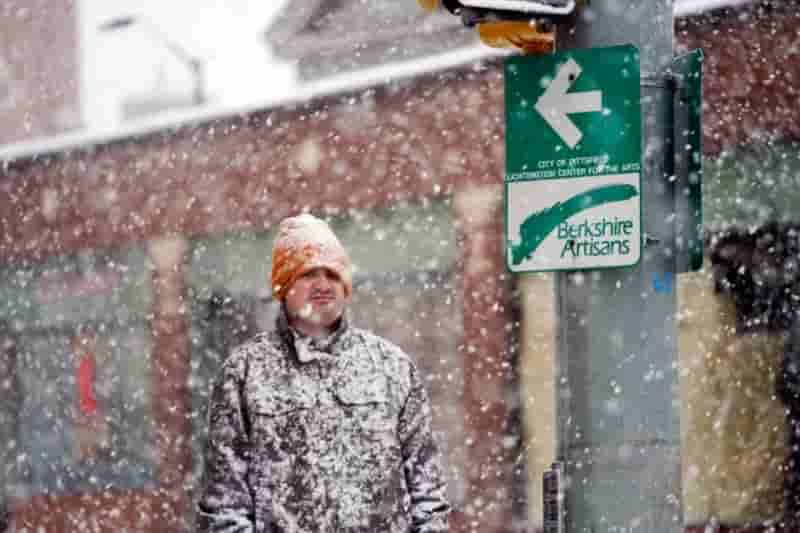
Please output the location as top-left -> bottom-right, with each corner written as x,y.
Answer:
1,1 -> 800,532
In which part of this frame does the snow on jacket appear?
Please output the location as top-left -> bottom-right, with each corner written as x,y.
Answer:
196,310 -> 451,532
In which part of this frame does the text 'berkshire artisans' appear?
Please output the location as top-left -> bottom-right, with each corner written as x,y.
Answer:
557,217 -> 635,258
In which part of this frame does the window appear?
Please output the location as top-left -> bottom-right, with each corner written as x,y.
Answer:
0,246 -> 156,496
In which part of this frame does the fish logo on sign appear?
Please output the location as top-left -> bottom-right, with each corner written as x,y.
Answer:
535,58 -> 602,149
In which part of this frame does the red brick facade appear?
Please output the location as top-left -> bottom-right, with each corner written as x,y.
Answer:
0,0 -> 79,145
1,67 -> 515,532
677,6 -> 800,154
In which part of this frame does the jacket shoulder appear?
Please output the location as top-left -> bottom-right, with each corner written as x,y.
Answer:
222,331 -> 285,374
349,328 -> 417,371
351,328 -> 402,354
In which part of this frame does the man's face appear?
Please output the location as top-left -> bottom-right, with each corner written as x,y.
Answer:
285,267 -> 349,335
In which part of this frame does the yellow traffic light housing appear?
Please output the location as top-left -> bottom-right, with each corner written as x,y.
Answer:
415,0 -> 560,54
416,0 -> 441,10
477,20 -> 554,54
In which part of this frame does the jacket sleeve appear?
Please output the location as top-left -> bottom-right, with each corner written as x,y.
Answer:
196,352 -> 254,533
398,361 -> 451,533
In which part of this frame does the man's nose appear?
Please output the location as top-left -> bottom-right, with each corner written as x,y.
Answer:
310,271 -> 332,287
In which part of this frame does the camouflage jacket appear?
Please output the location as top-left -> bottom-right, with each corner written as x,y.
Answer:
196,311 -> 451,533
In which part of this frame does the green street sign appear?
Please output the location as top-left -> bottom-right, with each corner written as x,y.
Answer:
505,44 -> 642,272
672,49 -> 704,273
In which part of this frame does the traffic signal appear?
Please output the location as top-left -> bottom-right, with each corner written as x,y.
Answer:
478,20 -> 555,54
415,0 -> 571,53
416,0 -> 441,11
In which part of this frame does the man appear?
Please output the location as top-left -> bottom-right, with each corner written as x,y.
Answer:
197,214 -> 450,532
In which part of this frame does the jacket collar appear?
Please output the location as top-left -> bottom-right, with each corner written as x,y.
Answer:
276,304 -> 352,363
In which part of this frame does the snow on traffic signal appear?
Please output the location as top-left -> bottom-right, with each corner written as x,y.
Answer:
417,0 -> 574,26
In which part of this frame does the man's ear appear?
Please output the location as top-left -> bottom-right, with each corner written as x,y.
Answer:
343,288 -> 353,303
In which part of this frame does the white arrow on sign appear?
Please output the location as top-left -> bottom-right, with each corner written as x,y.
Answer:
535,58 -> 602,149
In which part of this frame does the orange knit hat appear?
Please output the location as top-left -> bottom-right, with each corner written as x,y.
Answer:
270,214 -> 353,301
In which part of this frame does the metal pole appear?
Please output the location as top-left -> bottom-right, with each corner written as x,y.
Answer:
188,58 -> 205,106
554,2 -> 681,532
99,16 -> 206,106
142,20 -> 206,105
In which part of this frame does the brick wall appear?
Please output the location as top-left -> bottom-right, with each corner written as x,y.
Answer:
0,0 -> 80,145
